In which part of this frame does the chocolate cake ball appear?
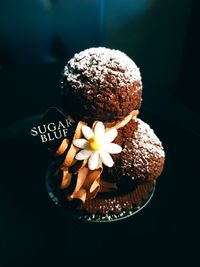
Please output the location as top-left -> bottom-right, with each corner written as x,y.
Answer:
61,47 -> 142,122
102,118 -> 165,184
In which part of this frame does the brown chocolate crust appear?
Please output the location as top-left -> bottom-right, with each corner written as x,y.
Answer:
61,47 -> 142,122
76,181 -> 154,215
102,118 -> 165,183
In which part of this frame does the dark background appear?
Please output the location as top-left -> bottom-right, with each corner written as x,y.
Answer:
0,0 -> 199,266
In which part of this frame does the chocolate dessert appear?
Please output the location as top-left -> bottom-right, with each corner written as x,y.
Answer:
47,47 -> 165,221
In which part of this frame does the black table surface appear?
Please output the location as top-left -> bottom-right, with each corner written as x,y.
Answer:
0,109 -> 199,267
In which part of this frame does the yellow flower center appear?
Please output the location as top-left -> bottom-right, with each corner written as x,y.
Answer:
87,135 -> 102,152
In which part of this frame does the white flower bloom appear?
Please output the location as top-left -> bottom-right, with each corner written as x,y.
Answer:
73,122 -> 122,170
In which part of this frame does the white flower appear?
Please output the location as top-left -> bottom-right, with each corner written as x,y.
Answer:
73,122 -> 122,170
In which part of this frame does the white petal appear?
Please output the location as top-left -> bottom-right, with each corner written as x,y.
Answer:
105,143 -> 122,154
88,152 -> 100,170
94,121 -> 105,137
75,149 -> 92,160
99,150 -> 114,167
82,125 -> 94,140
104,129 -> 118,143
73,139 -> 87,149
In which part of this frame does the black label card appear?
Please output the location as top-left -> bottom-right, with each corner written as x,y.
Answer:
30,107 -> 76,153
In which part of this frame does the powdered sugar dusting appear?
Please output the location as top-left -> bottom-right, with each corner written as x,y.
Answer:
121,118 -> 165,180
134,119 -> 165,157
64,47 -> 141,90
